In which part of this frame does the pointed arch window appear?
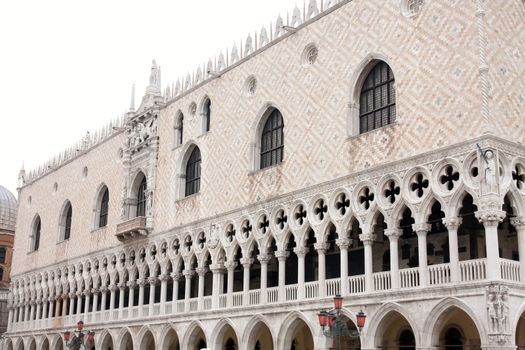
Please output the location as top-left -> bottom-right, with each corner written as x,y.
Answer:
359,61 -> 396,133
31,216 -> 41,252
175,113 -> 184,146
185,147 -> 201,196
204,99 -> 211,132
137,176 -> 147,217
99,188 -> 109,228
260,108 -> 284,169
0,247 -> 6,264
63,203 -> 73,240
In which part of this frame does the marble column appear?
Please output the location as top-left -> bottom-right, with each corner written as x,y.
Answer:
210,264 -> 224,309
91,288 -> 99,315
511,217 -> 525,284
335,239 -> 349,295
257,254 -> 271,304
240,258 -> 253,306
171,272 -> 182,312
109,284 -> 117,314
126,280 -> 136,310
118,282 -> 126,318
183,270 -> 194,312
476,208 -> 506,280
413,223 -> 431,287
359,232 -> 376,292
159,274 -> 168,314
137,279 -> 146,317
385,229 -> 402,289
68,293 -> 75,319
100,286 -> 108,314
75,291 -> 83,316
225,261 -> 236,307
443,217 -> 462,283
275,250 -> 289,302
148,277 -> 157,315
196,267 -> 207,310
294,247 -> 308,300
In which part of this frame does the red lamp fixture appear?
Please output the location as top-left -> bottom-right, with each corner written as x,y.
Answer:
318,311 -> 328,327
63,331 -> 71,342
333,294 -> 343,310
356,310 -> 366,330
87,331 -> 95,343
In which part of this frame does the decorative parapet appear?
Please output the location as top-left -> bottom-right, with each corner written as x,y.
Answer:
115,217 -> 149,242
22,115 -> 127,185
161,0 -> 345,103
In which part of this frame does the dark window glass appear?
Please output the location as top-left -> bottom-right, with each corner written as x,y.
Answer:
64,205 -> 72,240
34,218 -> 41,251
359,61 -> 396,133
99,188 -> 109,228
178,114 -> 184,145
204,99 -> 211,132
260,108 -> 284,169
0,268 -> 3,281
185,147 -> 202,196
0,248 -> 5,264
137,177 -> 147,217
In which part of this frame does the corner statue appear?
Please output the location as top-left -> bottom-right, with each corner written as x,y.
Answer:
149,60 -> 161,89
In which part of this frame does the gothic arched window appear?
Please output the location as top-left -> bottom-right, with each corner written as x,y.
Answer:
99,187 -> 109,228
204,98 -> 211,132
185,147 -> 202,196
175,112 -> 184,146
260,108 -> 284,169
359,61 -> 396,133
31,216 -> 41,252
64,203 -> 73,240
137,177 -> 147,217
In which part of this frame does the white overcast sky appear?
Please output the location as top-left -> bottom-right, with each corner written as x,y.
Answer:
0,0 -> 299,195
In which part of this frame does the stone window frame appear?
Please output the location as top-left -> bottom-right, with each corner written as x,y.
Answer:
250,103 -> 286,172
93,184 -> 110,229
175,141 -> 203,200
348,54 -> 398,137
174,110 -> 184,147
129,171 -> 147,219
199,95 -> 212,135
58,200 -> 73,242
30,214 -> 41,252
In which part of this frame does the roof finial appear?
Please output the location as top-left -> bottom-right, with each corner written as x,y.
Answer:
17,163 -> 26,189
129,84 -> 135,112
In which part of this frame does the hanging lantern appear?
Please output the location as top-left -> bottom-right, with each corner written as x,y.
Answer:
317,311 -> 328,327
356,310 -> 367,329
333,294 -> 343,310
327,314 -> 335,328
87,331 -> 95,343
63,331 -> 71,342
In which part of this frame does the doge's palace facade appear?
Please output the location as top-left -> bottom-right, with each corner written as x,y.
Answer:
3,1 -> 525,350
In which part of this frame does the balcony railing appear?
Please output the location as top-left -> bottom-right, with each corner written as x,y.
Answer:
8,258 -> 522,334
115,216 -> 148,241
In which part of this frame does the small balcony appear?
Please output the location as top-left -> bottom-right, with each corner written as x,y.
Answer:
115,216 -> 149,241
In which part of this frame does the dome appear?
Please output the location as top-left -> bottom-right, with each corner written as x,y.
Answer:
0,185 -> 17,232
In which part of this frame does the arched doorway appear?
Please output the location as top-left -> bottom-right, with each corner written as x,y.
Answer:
187,325 -> 207,350
516,310 -> 525,350
100,332 -> 115,350
118,331 -> 133,350
432,307 -> 481,350
161,328 -> 180,350
279,316 -> 314,350
42,338 -> 50,350
212,322 -> 239,350
28,338 -> 37,350
374,310 -> 416,350
140,330 -> 155,350
246,321 -> 274,350
339,315 -> 361,350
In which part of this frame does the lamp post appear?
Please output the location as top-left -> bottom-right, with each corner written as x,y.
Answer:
63,321 -> 95,350
318,295 -> 366,350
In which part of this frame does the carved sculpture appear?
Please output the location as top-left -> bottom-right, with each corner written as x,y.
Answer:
486,284 -> 509,334
479,148 -> 499,195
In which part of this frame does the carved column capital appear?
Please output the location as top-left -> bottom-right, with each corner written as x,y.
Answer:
443,216 -> 463,230
68,292 -> 76,299
384,229 -> 402,240
475,210 -> 506,227
257,254 -> 272,264
147,277 -> 158,285
108,284 -> 119,293
412,223 -> 431,235
511,216 -> 525,230
195,267 -> 208,276
275,250 -> 290,261
170,272 -> 183,281
158,274 -> 169,282
75,290 -> 83,297
209,263 -> 225,272
117,282 -> 127,290
314,242 -> 330,253
224,261 -> 237,271
293,247 -> 309,258
359,233 -> 376,245
99,285 -> 109,293
335,238 -> 350,250
83,289 -> 92,297
137,279 -> 147,287
183,270 -> 195,279
239,258 -> 254,268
